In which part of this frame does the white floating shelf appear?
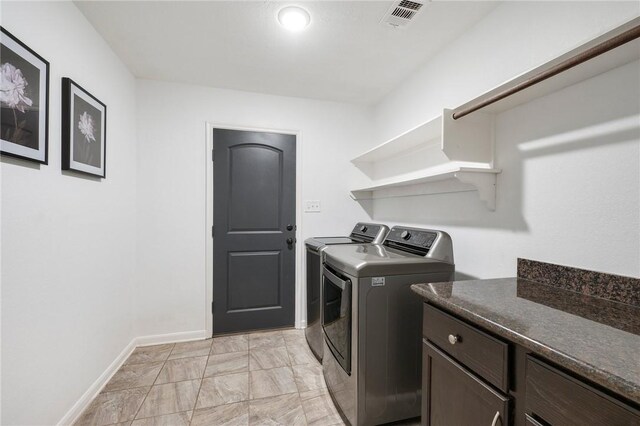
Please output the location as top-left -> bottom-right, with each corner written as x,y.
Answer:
349,17 -> 640,212
350,108 -> 499,210
350,164 -> 501,210
352,116 -> 442,164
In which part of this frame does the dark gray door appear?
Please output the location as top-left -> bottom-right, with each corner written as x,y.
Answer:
213,128 -> 296,334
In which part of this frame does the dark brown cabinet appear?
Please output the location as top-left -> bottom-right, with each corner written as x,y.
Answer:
526,356 -> 640,426
524,415 -> 544,426
422,340 -> 509,426
423,303 -> 509,392
421,303 -> 640,426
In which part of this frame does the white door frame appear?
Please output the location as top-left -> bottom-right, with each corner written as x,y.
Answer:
204,122 -> 304,337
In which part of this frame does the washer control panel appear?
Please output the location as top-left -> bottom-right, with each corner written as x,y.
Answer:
383,226 -> 442,256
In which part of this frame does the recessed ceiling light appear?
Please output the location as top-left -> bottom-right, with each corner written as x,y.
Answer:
278,6 -> 311,32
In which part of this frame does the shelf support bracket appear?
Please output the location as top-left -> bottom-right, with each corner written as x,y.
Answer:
454,171 -> 497,211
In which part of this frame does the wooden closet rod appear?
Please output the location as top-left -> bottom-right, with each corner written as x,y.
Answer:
452,23 -> 640,120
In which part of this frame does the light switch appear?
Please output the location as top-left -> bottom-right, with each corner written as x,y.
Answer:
304,200 -> 321,213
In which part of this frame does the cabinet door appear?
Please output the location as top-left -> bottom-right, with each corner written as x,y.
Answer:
423,340 -> 510,426
526,356 -> 640,425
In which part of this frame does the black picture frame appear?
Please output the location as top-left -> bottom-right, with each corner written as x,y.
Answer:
0,27 -> 50,164
62,77 -> 107,178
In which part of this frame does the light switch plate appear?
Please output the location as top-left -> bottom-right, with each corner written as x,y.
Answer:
304,200 -> 321,213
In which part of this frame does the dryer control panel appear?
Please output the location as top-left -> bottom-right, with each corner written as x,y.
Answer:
384,226 -> 454,264
349,222 -> 389,244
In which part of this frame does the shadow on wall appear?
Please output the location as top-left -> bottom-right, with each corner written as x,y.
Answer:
517,116 -> 639,159
354,198 -> 374,217
455,271 -> 479,280
1,155 -> 42,170
364,61 -> 640,232
61,170 -> 103,182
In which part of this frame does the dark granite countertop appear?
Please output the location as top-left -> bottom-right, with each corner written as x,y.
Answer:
411,278 -> 640,404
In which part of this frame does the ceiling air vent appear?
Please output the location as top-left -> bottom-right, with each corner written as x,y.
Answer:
381,0 -> 426,28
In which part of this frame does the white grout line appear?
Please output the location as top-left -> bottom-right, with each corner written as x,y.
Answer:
283,330 -> 314,425
189,340 -> 213,426
73,331 -> 324,425
130,343 -> 176,422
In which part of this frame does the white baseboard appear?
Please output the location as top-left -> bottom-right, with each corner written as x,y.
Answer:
57,329 -> 208,425
135,330 -> 208,347
57,338 -> 137,426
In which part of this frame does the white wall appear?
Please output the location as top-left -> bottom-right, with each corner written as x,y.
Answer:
135,80 -> 373,336
2,1 -> 639,424
1,2 -> 137,425
370,1 -> 640,279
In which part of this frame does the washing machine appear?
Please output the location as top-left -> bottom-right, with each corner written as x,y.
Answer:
321,226 -> 454,425
304,223 -> 389,361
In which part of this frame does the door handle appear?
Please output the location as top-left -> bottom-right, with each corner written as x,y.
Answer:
286,224 -> 294,231
286,238 -> 295,245
490,411 -> 501,426
322,266 -> 350,290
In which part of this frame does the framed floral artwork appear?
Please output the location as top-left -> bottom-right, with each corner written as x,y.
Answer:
0,27 -> 50,164
62,78 -> 106,178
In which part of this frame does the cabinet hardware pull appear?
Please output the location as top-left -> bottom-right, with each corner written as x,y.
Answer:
490,411 -> 501,426
448,334 -> 459,345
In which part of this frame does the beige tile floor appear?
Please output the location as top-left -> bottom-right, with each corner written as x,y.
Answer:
75,329 -> 345,426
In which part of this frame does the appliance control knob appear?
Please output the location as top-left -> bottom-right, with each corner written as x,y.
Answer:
401,231 -> 411,240
360,225 -> 368,233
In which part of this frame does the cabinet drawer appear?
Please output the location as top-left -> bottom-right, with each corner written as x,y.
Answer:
422,340 -> 509,426
526,356 -> 640,425
524,415 -> 544,426
423,303 -> 509,392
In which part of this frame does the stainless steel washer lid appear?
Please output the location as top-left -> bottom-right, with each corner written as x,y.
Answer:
305,236 -> 356,253
323,244 -> 454,277
304,222 -> 390,253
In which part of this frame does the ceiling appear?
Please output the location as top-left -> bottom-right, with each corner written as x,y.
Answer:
75,1 -> 499,104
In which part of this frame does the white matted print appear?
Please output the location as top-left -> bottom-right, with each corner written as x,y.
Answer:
62,78 -> 106,178
0,27 -> 49,164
